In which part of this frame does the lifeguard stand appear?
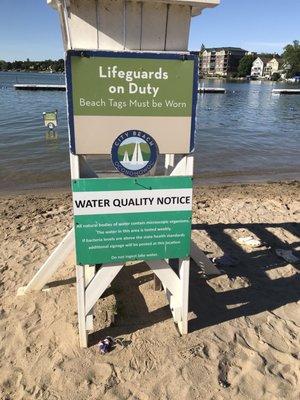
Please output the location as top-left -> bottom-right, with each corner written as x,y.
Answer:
19,0 -> 220,347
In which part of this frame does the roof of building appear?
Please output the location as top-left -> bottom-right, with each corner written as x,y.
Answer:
254,56 -> 280,65
203,47 -> 247,52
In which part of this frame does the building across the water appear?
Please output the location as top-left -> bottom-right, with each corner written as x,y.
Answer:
251,56 -> 281,78
199,47 -> 247,77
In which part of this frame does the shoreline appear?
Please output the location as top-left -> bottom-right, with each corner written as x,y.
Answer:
0,178 -> 299,198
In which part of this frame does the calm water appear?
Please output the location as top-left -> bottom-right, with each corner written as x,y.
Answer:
0,71 -> 299,192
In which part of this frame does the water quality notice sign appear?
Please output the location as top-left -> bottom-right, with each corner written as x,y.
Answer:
66,50 -> 197,155
72,176 -> 193,265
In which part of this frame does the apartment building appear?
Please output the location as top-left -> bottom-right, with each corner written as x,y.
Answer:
200,47 -> 247,76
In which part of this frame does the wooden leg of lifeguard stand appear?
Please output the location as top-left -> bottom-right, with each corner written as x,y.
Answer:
76,265 -> 88,348
153,153 -> 176,292
178,258 -> 190,334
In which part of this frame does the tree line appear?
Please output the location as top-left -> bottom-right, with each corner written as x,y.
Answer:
0,59 -> 64,72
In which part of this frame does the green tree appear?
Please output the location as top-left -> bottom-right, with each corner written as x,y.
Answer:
238,54 -> 256,77
271,72 -> 281,81
283,40 -> 300,78
0,60 -> 7,71
0,58 -> 65,72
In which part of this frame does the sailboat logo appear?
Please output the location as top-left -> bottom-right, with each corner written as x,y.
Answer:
111,130 -> 158,177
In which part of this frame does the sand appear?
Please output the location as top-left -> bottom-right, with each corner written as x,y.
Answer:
0,181 -> 299,400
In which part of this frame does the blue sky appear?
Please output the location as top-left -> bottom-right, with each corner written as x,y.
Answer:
0,0 -> 299,61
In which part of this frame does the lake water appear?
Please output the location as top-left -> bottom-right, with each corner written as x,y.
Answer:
0,71 -> 299,192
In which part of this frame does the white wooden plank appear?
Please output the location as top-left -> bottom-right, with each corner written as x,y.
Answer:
168,290 -> 181,322
170,154 -> 194,176
185,154 -> 194,175
98,0 -> 125,50
190,239 -> 221,275
68,0 -> 98,49
85,264 -> 123,314
178,257 -> 189,334
70,153 -> 80,179
17,229 -> 75,294
52,0 -> 71,49
141,2 -> 168,50
147,259 -> 180,295
165,4 -> 191,50
76,265 -> 88,347
48,0 -> 220,17
164,154 -> 175,175
124,1 -> 142,50
50,0 -> 220,50
84,265 -> 96,286
85,266 -> 95,330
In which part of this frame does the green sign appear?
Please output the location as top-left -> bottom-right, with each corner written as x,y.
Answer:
66,50 -> 197,155
70,56 -> 194,117
72,176 -> 193,265
43,110 -> 58,128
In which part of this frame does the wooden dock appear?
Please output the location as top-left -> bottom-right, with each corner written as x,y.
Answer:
14,84 -> 66,91
272,89 -> 300,95
198,87 -> 226,93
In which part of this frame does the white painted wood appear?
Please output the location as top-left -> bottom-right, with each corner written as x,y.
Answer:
17,229 -> 75,294
85,263 -> 123,314
85,266 -> 95,330
164,154 -> 175,175
43,0 -> 222,346
141,2 -> 168,50
147,259 -> 180,295
98,0 -> 125,50
186,153 -> 194,175
165,288 -> 181,322
48,0 -> 220,18
169,291 -> 181,322
124,1 -> 142,50
165,4 -> 191,50
170,154 -> 194,176
135,0 -> 219,16
190,238 -> 221,275
56,0 -> 72,49
17,156 -> 79,295
70,153 -> 80,179
76,265 -> 88,347
68,0 -> 98,49
84,265 -> 96,286
170,155 -> 187,176
49,0 -> 220,51
177,257 -> 189,334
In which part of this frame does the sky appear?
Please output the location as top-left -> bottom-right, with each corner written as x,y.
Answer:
0,0 -> 299,61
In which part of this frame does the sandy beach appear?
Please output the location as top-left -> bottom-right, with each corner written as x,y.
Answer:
0,181 -> 299,400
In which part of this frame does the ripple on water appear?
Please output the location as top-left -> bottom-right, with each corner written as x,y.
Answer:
0,72 -> 300,190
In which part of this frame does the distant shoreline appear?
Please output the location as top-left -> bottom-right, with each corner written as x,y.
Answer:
0,70 -> 64,74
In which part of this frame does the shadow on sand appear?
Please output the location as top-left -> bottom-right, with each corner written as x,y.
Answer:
84,221 -> 299,346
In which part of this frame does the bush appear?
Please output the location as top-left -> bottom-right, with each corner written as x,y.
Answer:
271,72 -> 281,81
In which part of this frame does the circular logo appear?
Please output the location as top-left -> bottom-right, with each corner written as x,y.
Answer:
111,130 -> 158,177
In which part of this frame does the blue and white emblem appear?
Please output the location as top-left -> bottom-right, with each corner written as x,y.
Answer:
111,130 -> 158,177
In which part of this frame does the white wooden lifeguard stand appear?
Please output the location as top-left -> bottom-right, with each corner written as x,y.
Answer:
18,0 -> 220,347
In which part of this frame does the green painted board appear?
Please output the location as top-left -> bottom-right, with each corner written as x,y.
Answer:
72,176 -> 193,265
66,50 -> 198,155
70,56 -> 194,117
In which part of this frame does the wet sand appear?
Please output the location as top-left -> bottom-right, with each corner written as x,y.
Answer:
0,181 -> 299,400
